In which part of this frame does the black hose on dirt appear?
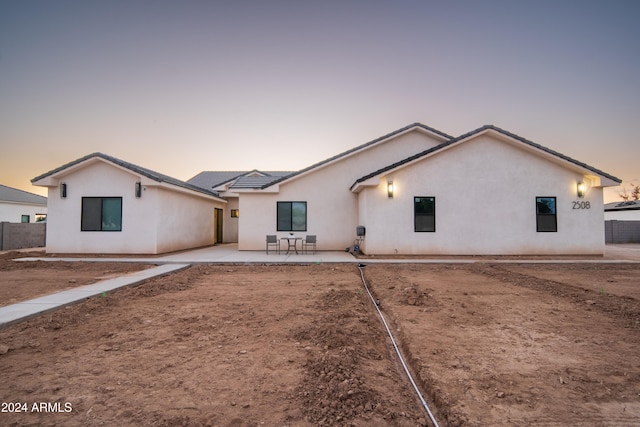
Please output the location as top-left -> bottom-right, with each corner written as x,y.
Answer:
357,264 -> 440,427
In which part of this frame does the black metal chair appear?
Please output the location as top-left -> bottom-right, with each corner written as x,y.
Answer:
302,235 -> 317,254
266,235 -> 280,254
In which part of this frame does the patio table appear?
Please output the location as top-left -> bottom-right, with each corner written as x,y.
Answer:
281,237 -> 302,255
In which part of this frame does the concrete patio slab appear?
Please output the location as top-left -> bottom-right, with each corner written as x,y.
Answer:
12,243 -> 640,265
14,244 -> 358,264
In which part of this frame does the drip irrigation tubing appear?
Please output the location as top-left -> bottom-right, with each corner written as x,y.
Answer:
357,264 -> 440,427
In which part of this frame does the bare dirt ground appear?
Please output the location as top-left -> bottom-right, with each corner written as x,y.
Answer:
0,251 -> 151,307
1,252 -> 639,426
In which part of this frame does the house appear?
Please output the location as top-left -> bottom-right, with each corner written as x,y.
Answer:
0,184 -> 47,223
33,123 -> 621,255
188,170 -> 292,243
31,153 -> 226,254
197,123 -> 620,255
604,200 -> 640,221
604,200 -> 640,244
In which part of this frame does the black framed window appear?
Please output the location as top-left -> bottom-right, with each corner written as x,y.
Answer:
81,197 -> 122,231
536,197 -> 557,232
414,197 -> 435,232
277,201 -> 307,231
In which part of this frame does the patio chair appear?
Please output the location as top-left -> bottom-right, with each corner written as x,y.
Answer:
302,235 -> 317,254
266,235 -> 280,254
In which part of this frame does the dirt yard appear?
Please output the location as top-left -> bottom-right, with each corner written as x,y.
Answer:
1,252 -> 639,426
0,251 -> 151,307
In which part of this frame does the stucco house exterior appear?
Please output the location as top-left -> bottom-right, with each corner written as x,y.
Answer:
200,123 -> 620,255
31,153 -> 226,254
188,170 -> 292,243
32,123 -> 621,255
0,184 -> 47,223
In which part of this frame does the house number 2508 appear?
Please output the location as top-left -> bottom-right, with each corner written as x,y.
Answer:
572,201 -> 591,209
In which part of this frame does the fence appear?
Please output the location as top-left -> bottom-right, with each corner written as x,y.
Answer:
605,220 -> 640,244
0,222 -> 46,250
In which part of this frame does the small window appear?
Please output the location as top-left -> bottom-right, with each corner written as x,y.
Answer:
414,197 -> 435,232
536,197 -> 557,232
277,201 -> 307,231
230,209 -> 239,218
81,197 -> 122,231
21,215 -> 30,223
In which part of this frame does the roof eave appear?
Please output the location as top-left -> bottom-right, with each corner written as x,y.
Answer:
263,123 -> 452,190
351,125 -> 622,190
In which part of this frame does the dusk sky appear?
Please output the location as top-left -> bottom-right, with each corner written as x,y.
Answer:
1,0 -> 638,202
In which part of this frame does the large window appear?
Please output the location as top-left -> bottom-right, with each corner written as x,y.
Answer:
81,197 -> 122,231
536,197 -> 557,232
277,201 -> 307,231
414,197 -> 435,232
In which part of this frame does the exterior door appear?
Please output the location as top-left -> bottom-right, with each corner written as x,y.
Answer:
215,208 -> 223,244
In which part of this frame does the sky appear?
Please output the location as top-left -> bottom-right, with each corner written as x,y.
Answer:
1,0 -> 638,202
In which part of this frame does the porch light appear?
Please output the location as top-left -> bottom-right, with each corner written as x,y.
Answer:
387,180 -> 394,198
60,183 -> 67,198
577,181 -> 586,198
135,182 -> 142,198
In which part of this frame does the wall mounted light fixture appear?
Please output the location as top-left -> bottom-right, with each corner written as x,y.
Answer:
135,182 -> 142,198
387,180 -> 394,198
60,183 -> 67,198
577,181 -> 586,198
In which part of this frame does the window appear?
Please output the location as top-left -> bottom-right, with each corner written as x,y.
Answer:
21,215 -> 30,223
81,197 -> 122,231
536,197 -> 557,232
230,209 -> 239,218
414,197 -> 435,232
277,201 -> 307,231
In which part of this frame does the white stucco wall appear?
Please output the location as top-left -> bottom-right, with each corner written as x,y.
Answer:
154,186 -> 223,253
0,202 -> 47,223
224,197 -> 239,242
604,210 -> 640,221
238,129 -> 446,250
43,161 -> 223,254
358,134 -> 607,255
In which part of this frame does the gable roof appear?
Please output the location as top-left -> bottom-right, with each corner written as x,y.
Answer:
260,122 -> 453,189
0,184 -> 47,205
351,124 -> 622,190
188,170 -> 292,191
32,152 -> 224,200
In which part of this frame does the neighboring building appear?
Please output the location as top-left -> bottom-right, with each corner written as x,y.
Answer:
604,200 -> 640,243
31,153 -> 226,254
33,123 -> 622,255
0,184 -> 47,223
604,200 -> 640,221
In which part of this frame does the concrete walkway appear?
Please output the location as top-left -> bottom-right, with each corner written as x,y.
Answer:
0,263 -> 189,329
